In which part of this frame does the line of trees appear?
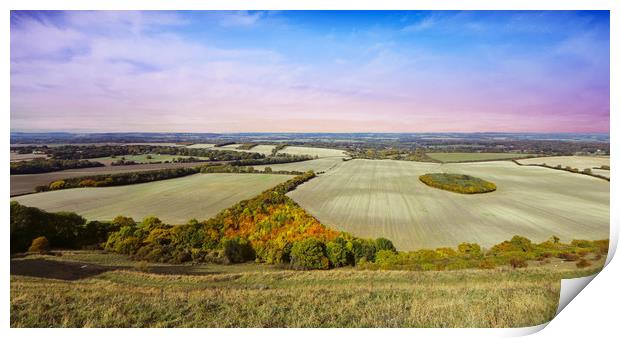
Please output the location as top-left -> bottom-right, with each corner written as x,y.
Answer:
11,158 -> 104,175
36,167 -> 201,192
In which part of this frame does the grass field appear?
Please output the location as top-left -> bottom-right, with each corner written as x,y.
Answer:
10,251 -> 603,327
253,157 -> 346,173
426,152 -> 534,163
278,146 -> 347,158
10,162 -> 208,196
12,173 -> 293,224
516,156 -> 610,178
287,159 -> 609,250
90,154 -> 207,165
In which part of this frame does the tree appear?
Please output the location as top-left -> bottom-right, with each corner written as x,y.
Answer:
375,237 -> 396,252
326,238 -> 352,267
222,237 -> 255,263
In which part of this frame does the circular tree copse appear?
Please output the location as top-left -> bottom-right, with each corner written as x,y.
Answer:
419,173 -> 497,194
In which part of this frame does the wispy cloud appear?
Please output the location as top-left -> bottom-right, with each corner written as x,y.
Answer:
10,11 -> 610,133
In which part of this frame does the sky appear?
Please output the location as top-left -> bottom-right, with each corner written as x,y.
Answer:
10,10 -> 610,133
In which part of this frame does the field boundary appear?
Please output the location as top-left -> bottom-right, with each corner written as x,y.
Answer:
512,159 -> 610,182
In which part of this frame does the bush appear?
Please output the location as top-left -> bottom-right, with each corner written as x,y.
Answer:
458,242 -> 481,257
509,256 -> 528,269
134,260 -> 150,272
479,259 -> 496,269
375,237 -> 396,252
28,236 -> 50,253
49,180 -> 66,190
558,252 -> 579,261
576,259 -> 592,268
290,238 -> 329,270
221,237 -> 255,263
374,250 -> 400,269
79,179 -> 97,187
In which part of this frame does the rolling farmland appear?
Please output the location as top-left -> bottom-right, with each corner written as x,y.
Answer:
12,173 -> 293,224
288,159 -> 609,250
426,152 -> 534,163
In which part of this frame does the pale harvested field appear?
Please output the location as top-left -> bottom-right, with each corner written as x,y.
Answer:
185,143 -> 216,148
288,159 -> 609,250
12,173 -> 293,224
10,152 -> 48,162
517,155 -> 610,174
426,152 -> 534,163
253,157 -> 346,173
186,143 -> 275,156
278,146 -> 347,158
10,162 -> 210,196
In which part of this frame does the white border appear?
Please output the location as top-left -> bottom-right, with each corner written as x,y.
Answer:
2,1 -> 617,337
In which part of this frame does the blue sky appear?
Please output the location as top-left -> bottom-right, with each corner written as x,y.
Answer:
10,10 -> 610,132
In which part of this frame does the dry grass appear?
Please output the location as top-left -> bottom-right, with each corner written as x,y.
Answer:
12,173 -> 293,223
288,159 -> 609,250
10,252 -> 604,328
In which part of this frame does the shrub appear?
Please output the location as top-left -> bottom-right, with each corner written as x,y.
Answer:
458,242 -> 481,257
134,260 -> 150,272
479,259 -> 496,269
221,237 -> 255,263
28,236 -> 50,253
78,179 -> 97,187
375,237 -> 396,252
576,259 -> 592,268
509,256 -> 528,269
290,238 -> 329,270
375,250 -> 399,269
558,252 -> 579,261
49,180 -> 66,190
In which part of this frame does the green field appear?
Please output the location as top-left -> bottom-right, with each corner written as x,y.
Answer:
287,159 -> 609,250
12,173 -> 293,224
10,251 -> 603,328
90,154 -> 206,165
426,152 -> 533,163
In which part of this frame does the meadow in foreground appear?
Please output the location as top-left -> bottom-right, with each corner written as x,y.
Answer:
10,251 -> 604,328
